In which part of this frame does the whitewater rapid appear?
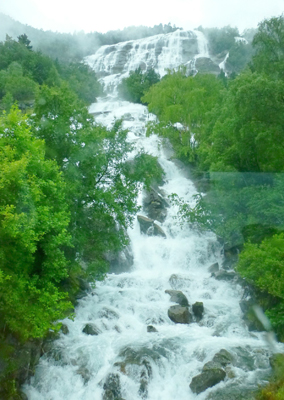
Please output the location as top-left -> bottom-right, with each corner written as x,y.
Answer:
24,30 -> 284,400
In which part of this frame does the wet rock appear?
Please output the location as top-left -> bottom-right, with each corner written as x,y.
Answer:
208,262 -> 219,274
168,305 -> 192,324
137,215 -> 166,238
99,307 -> 119,319
147,325 -> 158,333
206,385 -> 257,400
138,363 -> 152,399
169,274 -> 192,289
76,366 -> 91,384
153,223 -> 166,238
103,373 -> 123,400
192,302 -> 204,320
190,368 -> 226,394
61,324 -> 69,335
143,187 -> 169,223
106,245 -> 134,274
212,270 -> 237,281
195,57 -> 220,74
165,289 -> 189,307
122,113 -> 135,121
137,215 -> 153,234
212,349 -> 233,366
82,323 -> 101,336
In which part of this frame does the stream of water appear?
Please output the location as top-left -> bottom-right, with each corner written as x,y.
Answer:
24,30 -> 284,400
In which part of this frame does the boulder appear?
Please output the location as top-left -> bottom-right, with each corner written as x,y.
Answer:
61,324 -> 69,335
208,262 -> 219,274
142,187 -> 169,223
212,349 -> 233,366
153,223 -> 167,238
168,305 -> 192,324
165,290 -> 189,307
190,368 -> 226,394
147,325 -> 158,333
137,215 -> 166,238
82,323 -> 101,336
192,302 -> 204,321
137,215 -> 154,234
99,307 -> 119,319
212,270 -> 236,281
103,373 -> 124,400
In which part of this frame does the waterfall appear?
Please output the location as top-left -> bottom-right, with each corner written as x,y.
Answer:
24,33 -> 284,400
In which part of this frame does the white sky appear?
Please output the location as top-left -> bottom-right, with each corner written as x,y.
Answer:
0,0 -> 283,33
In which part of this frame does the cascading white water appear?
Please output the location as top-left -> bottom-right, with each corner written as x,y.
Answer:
24,32 -> 284,400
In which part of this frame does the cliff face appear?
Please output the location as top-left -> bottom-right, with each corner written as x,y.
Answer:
85,29 -> 221,79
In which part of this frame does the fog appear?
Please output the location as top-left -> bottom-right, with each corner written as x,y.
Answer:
0,0 -> 283,34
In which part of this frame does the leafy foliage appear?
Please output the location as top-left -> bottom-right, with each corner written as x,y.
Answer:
0,107 -> 72,339
118,67 -> 160,103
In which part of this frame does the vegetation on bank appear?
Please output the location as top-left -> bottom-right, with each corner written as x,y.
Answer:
0,34 -> 163,397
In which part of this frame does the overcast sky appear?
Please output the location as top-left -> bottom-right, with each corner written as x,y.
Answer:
0,0 -> 283,33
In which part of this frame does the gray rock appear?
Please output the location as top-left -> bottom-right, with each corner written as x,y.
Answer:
82,323 -> 101,336
137,215 -> 166,238
143,187 -> 169,223
137,215 -> 154,234
165,289 -> 189,307
76,366 -> 91,384
147,325 -> 158,333
212,270 -> 236,281
202,361 -> 224,371
212,349 -> 233,366
103,373 -> 123,400
208,262 -> 219,274
153,223 -> 167,238
168,305 -> 192,324
99,307 -> 119,319
61,324 -> 69,335
106,245 -> 134,274
190,368 -> 226,394
195,57 -> 220,74
192,302 -> 204,320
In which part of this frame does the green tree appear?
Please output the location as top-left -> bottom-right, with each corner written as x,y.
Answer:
0,107 -> 72,339
252,15 -> 284,78
118,67 -> 160,104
